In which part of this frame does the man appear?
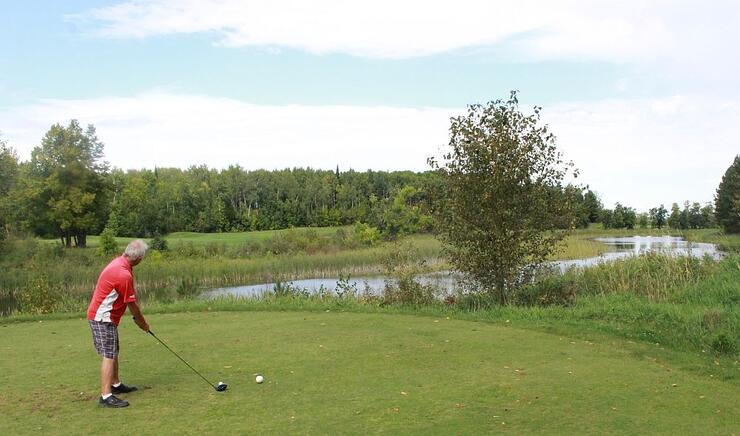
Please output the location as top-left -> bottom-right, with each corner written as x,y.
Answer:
87,239 -> 150,408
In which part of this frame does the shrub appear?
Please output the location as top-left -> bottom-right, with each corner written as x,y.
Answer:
264,229 -> 331,255
332,228 -> 349,247
513,274 -> 577,306
175,242 -> 200,257
266,232 -> 297,255
381,241 -> 436,305
335,273 -> 358,298
203,242 -> 227,256
238,240 -> 264,257
711,333 -> 737,355
17,273 -> 61,314
34,242 -> 66,261
353,222 -> 381,246
383,272 -> 435,306
150,233 -> 169,251
99,228 -> 119,256
272,280 -> 310,298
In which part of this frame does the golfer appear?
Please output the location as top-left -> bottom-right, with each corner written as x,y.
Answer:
87,239 -> 150,408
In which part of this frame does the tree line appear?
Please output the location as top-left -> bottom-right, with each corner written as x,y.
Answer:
0,120 -> 736,248
0,121 -> 440,246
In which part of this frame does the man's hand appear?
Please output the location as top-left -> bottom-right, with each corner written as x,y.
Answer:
134,316 -> 150,333
128,302 -> 150,332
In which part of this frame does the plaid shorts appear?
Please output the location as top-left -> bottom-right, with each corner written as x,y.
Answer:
89,320 -> 119,359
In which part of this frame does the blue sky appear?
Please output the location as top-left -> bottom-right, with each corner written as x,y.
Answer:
2,1 -> 647,108
1,0 -> 739,210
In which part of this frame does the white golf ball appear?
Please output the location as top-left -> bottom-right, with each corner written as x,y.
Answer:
255,375 -> 264,384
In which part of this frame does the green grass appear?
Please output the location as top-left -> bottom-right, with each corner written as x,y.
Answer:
1,311 -> 737,435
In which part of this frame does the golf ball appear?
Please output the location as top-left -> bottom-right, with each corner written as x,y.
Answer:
255,375 -> 264,384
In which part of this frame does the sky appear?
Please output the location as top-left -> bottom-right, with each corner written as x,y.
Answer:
1,0 -> 739,211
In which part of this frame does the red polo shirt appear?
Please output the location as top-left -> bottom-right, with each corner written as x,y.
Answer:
87,256 -> 138,325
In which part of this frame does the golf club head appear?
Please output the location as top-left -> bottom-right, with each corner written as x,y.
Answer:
215,382 -> 228,392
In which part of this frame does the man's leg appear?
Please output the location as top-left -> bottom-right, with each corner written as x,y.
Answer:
113,356 -> 120,386
91,320 -> 128,407
100,357 -> 115,396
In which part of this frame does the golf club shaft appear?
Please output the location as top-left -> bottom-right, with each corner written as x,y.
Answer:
148,330 -> 216,389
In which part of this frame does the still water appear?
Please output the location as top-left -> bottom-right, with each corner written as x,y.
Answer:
202,236 -> 721,300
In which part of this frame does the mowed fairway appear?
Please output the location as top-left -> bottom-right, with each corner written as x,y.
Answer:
1,312 -> 737,435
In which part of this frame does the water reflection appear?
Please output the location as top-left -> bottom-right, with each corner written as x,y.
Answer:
202,236 -> 722,300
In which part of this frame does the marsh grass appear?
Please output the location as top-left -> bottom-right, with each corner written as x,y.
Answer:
4,227 -> 736,328
0,233 -> 444,314
549,236 -> 607,260
565,252 -> 718,300
682,228 -> 740,252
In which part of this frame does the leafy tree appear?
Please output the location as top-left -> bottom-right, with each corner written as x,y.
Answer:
599,209 -> 613,229
582,190 -> 602,224
0,136 -> 19,238
688,202 -> 705,229
607,203 -> 636,229
570,189 -> 591,228
680,201 -> 690,229
715,155 -> 740,233
649,204 -> 667,229
622,206 -> 637,229
380,186 -> 431,238
24,121 -> 110,247
700,203 -> 715,228
612,203 -> 626,229
637,213 -> 649,229
667,203 -> 682,229
429,92 -> 577,304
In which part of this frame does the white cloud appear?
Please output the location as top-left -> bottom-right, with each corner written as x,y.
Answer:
69,0 -> 740,70
543,96 -> 740,210
1,93 -> 737,211
0,92 -> 454,172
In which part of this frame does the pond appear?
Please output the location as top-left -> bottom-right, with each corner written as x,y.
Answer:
201,236 -> 722,300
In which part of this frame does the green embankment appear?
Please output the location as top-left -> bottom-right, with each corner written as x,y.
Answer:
1,312 -> 737,435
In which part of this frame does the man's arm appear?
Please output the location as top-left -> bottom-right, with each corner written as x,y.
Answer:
127,302 -> 150,332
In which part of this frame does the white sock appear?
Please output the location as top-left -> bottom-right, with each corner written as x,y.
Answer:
102,393 -> 113,400
113,382 -> 122,387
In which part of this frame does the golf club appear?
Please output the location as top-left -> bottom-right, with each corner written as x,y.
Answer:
148,330 -> 228,392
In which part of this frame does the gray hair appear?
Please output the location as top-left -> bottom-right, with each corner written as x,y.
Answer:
124,239 -> 149,260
